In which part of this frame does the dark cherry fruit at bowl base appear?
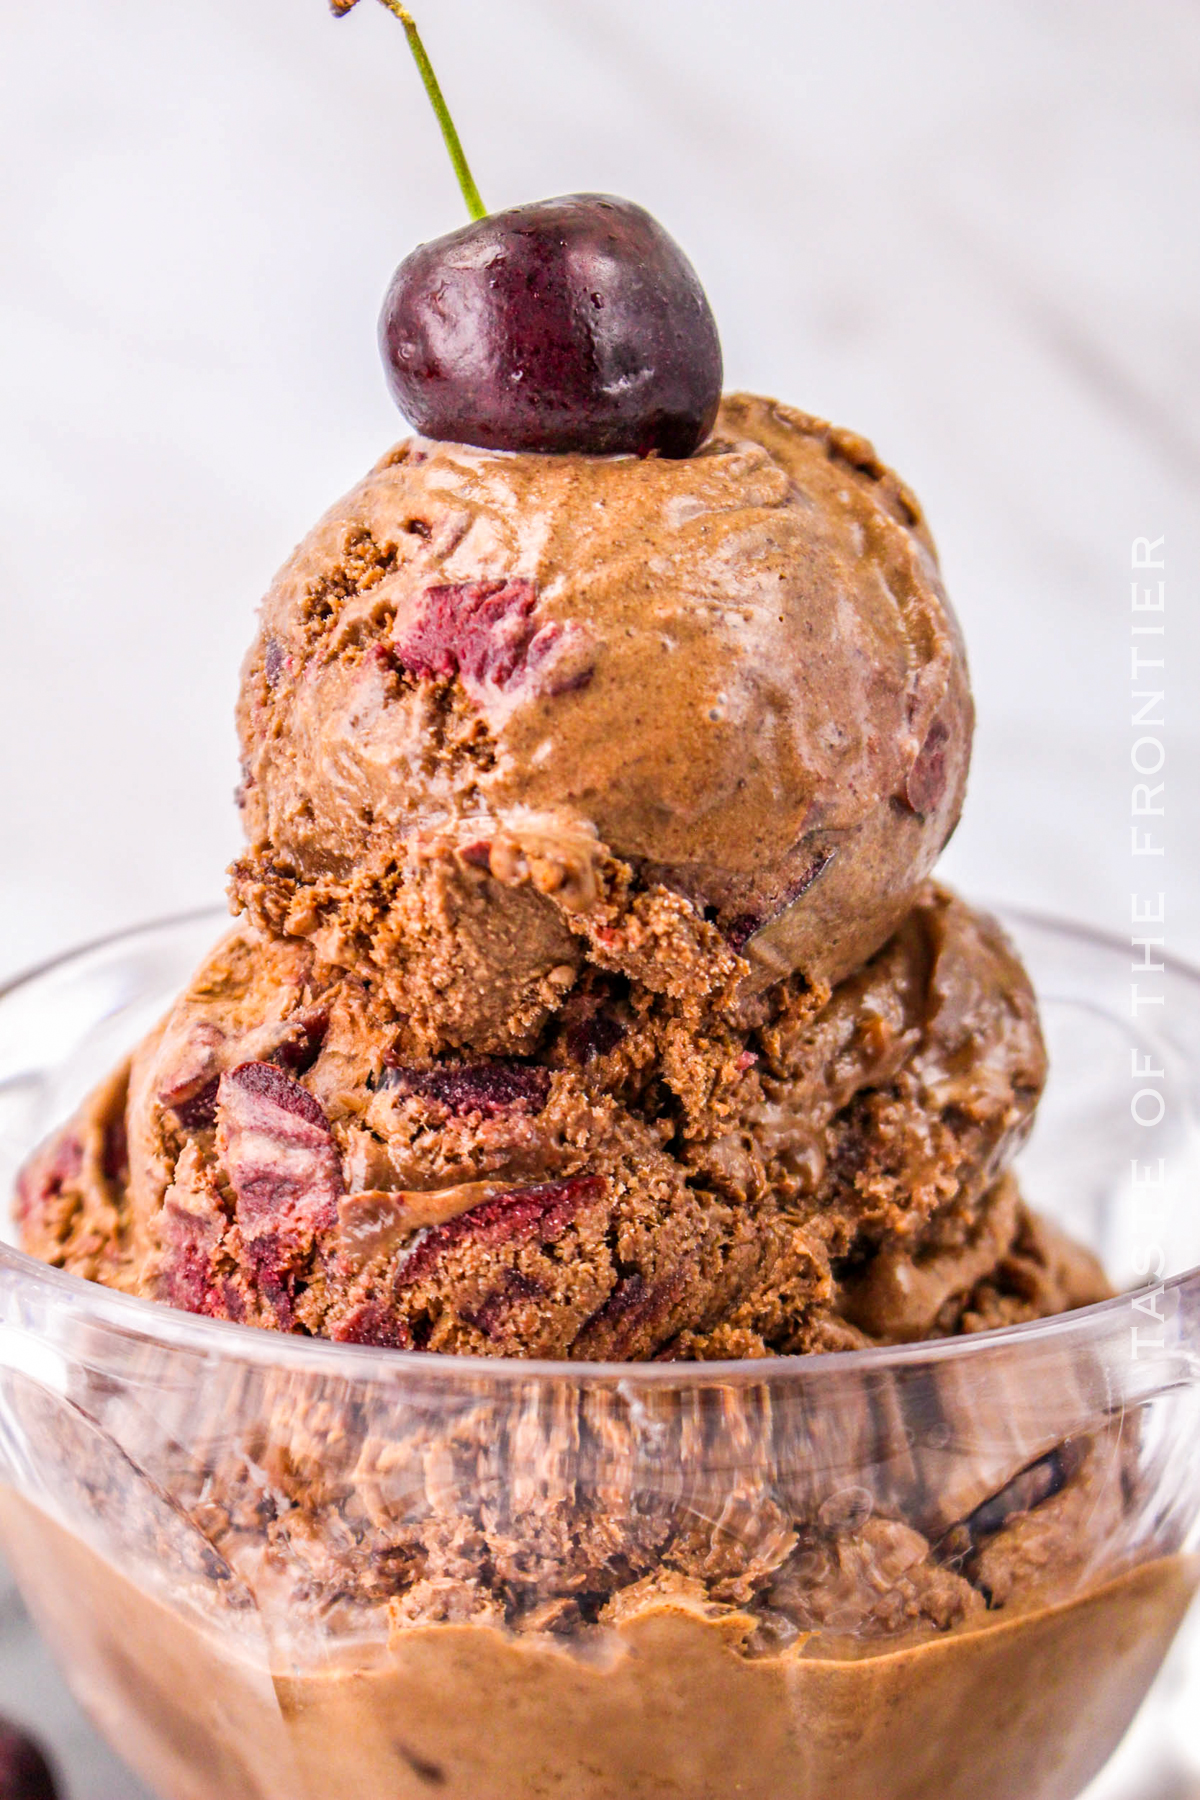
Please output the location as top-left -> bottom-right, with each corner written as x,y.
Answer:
379,193 -> 722,457
0,1721 -> 58,1800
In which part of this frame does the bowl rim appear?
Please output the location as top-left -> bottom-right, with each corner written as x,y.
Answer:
1,902 -> 1196,1388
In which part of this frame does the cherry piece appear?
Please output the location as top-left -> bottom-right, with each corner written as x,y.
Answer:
391,578 -> 592,700
0,1720 -> 58,1800
157,1191 -> 228,1320
170,1076 -> 221,1131
563,1008 -> 626,1064
579,1269 -> 685,1359
904,716 -> 952,817
395,1176 -> 604,1285
14,1129 -> 83,1227
223,1060 -> 329,1131
331,1300 -> 414,1351
217,1065 -> 341,1241
381,1059 -> 551,1116
463,1269 -> 546,1340
270,1008 -> 331,1076
394,579 -> 544,687
379,194 -> 722,457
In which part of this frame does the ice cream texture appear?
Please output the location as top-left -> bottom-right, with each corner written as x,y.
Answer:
231,394 -> 972,1050
19,393 -> 1032,1363
11,391 -> 1153,1800
17,884 -> 1106,1358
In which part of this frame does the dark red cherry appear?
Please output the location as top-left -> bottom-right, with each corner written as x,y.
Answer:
0,1720 -> 59,1800
378,194 -> 722,458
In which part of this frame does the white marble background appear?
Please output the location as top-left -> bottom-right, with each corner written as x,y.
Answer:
0,1 -> 1198,1795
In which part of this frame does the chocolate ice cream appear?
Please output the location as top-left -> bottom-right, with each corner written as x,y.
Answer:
18,887 -> 1104,1358
232,394 -> 972,1052
2,1442 -> 1192,1800
10,379 -> 1160,1800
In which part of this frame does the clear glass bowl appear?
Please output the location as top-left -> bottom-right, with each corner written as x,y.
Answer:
0,907 -> 1198,1800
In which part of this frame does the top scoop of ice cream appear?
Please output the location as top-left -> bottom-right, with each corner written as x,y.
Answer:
234,395 -> 972,1047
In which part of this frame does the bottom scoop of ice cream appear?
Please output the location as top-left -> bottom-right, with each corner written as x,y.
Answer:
232,394 -> 972,1052
18,887 -> 1105,1359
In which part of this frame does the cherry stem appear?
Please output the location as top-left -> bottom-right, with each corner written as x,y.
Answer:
376,0 -> 486,221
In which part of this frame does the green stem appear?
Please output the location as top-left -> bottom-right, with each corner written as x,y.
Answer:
376,0 -> 487,221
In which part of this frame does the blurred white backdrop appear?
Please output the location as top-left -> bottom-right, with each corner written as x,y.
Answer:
0,5 -> 1199,1795
1,0 -> 1197,980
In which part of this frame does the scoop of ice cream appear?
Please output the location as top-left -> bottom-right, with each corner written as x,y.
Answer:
19,889 -> 1103,1360
232,395 -> 972,1052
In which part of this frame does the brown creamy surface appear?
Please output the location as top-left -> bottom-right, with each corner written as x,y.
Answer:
232,394 -> 973,1033
3,1494 -> 1194,1800
17,887 -> 1107,1359
13,387 -> 1165,1796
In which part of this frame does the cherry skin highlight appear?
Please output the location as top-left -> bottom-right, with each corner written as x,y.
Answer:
379,193 -> 722,457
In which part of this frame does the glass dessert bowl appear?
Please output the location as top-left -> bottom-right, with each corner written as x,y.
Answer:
0,907 -> 1198,1800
